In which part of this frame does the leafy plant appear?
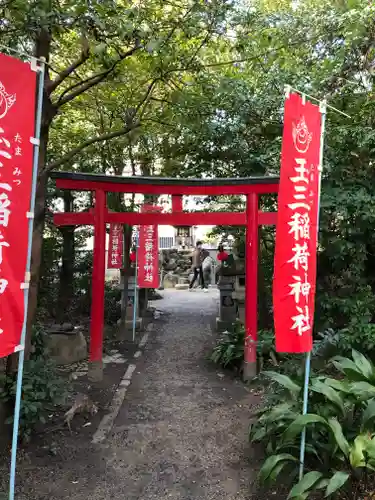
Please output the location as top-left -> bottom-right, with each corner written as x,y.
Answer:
104,281 -> 122,326
257,329 -> 280,370
250,370 -> 352,456
0,358 -> 68,442
312,329 -> 340,360
254,350 -> 375,499
30,323 -> 48,359
210,321 -> 244,368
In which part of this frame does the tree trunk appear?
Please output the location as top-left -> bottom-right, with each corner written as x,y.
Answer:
57,192 -> 75,322
57,227 -> 75,322
23,28 -> 57,356
6,30 -> 55,372
25,152 -> 50,357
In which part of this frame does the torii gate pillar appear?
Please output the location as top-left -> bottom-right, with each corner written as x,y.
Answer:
244,193 -> 259,380
88,189 -> 106,381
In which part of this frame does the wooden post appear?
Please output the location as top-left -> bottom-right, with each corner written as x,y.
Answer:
88,189 -> 106,381
244,192 -> 259,380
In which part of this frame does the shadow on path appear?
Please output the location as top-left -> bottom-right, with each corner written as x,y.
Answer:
103,289 -> 261,500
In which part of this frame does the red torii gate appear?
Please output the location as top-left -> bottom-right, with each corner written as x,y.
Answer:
51,172 -> 279,380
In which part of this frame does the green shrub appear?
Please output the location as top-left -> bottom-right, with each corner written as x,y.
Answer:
0,357 -> 68,442
1,324 -> 68,442
210,325 -> 282,371
30,322 -> 49,359
253,350 -> 375,499
210,321 -> 244,368
104,281 -> 121,325
257,329 -> 279,370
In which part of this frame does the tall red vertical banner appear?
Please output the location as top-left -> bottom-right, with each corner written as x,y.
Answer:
0,54 -> 37,358
107,223 -> 123,269
273,92 -> 322,353
138,204 -> 160,288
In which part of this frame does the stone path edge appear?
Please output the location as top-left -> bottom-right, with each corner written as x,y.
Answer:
91,324 -> 153,444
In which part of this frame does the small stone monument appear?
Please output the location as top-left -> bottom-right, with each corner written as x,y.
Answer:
234,272 -> 245,324
216,254 -> 238,332
46,324 -> 87,365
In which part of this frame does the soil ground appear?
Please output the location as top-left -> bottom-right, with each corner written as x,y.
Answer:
0,288 -> 274,499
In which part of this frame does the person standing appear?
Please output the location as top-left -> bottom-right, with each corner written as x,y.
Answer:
189,241 -> 208,291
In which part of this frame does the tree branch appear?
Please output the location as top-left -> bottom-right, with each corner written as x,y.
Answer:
56,44 -> 141,108
46,77 -> 158,173
48,36 -> 90,94
45,122 -> 141,172
163,31 -> 330,76
136,79 -> 159,118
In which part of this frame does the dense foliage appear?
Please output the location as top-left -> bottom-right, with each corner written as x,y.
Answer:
0,325 -> 68,441
251,351 -> 375,499
0,0 -> 373,353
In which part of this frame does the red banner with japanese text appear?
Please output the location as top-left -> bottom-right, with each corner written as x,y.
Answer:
137,204 -> 161,288
273,92 -> 322,353
107,223 -> 123,269
0,54 -> 37,358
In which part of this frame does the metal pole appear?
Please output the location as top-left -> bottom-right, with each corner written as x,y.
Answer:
299,351 -> 312,480
299,100 -> 327,481
132,232 -> 139,342
9,57 -> 45,500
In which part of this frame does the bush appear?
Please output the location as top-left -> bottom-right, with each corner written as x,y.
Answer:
253,350 -> 375,499
104,281 -> 121,325
0,324 -> 68,442
210,321 -> 244,369
0,358 -> 68,442
30,322 -> 49,359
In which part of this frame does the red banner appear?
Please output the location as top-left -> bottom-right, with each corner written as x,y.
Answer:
107,223 -> 123,269
138,205 -> 160,288
273,92 -> 322,353
0,54 -> 37,358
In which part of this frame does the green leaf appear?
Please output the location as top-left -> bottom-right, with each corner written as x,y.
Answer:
349,381 -> 375,401
269,460 -> 291,482
288,471 -> 324,498
323,378 -> 351,393
349,434 -> 369,468
262,371 -> 301,397
331,357 -> 365,380
361,398 -> 375,430
325,471 -> 350,497
283,414 -> 327,443
310,380 -> 345,414
315,478 -> 329,490
250,426 -> 267,442
327,419 -> 350,457
352,349 -> 373,380
261,403 -> 298,423
259,454 -> 298,483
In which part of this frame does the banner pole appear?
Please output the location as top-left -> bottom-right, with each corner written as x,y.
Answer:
132,231 -> 139,342
9,57 -> 45,500
299,99 -> 327,481
299,351 -> 311,480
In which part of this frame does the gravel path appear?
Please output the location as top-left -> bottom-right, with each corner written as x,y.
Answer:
101,289 -> 260,500
5,289 -> 262,499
